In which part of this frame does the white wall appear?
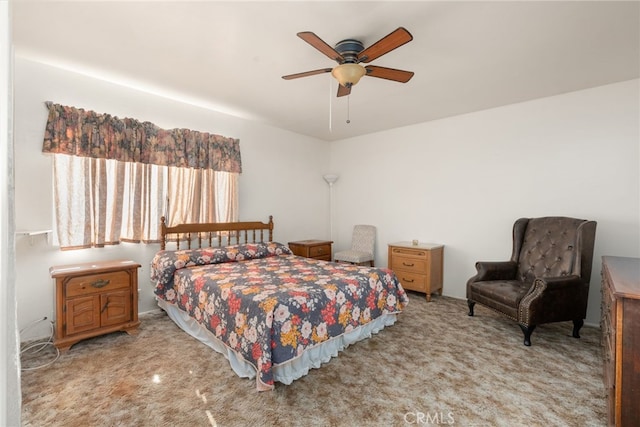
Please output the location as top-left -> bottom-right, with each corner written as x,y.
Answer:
1,2 -> 21,425
13,57 -> 330,339
13,55 -> 639,337
329,79 -> 640,325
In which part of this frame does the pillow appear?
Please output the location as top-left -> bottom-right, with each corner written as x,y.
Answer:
151,242 -> 292,285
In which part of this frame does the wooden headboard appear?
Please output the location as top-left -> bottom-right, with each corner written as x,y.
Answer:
160,216 -> 274,250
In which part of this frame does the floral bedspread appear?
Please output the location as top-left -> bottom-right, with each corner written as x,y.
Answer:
150,242 -> 409,390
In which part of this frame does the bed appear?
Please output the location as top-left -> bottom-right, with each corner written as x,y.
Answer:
150,216 -> 409,391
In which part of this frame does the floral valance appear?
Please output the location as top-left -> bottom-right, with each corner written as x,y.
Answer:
42,102 -> 242,173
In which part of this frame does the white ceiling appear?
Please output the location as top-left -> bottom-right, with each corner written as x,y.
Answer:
11,1 -> 640,141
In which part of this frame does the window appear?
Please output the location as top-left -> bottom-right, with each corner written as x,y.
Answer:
53,154 -> 238,250
43,102 -> 242,250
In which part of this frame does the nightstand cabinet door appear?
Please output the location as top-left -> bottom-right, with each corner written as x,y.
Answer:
101,289 -> 132,327
51,260 -> 141,352
65,295 -> 101,335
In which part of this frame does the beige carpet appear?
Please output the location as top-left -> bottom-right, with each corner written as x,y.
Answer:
21,293 -> 607,427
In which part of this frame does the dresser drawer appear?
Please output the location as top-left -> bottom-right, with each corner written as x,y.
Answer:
601,277 -> 615,311
603,335 -> 615,389
601,278 -> 616,352
66,270 -> 131,297
601,313 -> 614,356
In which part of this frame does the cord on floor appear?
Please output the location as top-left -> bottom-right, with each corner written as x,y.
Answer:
20,317 -> 60,371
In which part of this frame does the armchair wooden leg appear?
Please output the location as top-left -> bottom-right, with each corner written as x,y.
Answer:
519,324 -> 536,346
572,319 -> 584,339
467,300 -> 475,316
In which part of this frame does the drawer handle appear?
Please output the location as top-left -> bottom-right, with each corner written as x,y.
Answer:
317,248 -> 324,253
91,279 -> 110,288
395,249 -> 426,256
101,301 -> 110,313
403,278 -> 414,283
402,262 -> 415,267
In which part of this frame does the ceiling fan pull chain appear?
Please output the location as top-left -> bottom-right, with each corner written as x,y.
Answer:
329,78 -> 333,132
346,95 -> 351,124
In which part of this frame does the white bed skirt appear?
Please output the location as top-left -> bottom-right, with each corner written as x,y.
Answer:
157,298 -> 399,390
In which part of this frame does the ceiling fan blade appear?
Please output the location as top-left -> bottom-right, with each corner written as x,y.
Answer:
282,68 -> 333,80
357,27 -> 413,63
297,32 -> 344,63
365,65 -> 414,83
337,84 -> 351,97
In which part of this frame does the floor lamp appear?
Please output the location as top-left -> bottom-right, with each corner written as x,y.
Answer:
323,174 -> 339,242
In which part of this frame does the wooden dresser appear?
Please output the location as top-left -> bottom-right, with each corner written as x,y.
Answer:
601,256 -> 640,426
388,242 -> 444,302
50,259 -> 141,351
288,240 -> 333,261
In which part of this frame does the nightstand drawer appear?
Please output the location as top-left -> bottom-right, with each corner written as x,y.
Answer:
391,255 -> 428,274
390,246 -> 429,259
395,271 -> 427,292
309,244 -> 331,258
66,271 -> 130,297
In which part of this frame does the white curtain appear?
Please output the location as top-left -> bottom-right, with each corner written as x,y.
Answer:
165,166 -> 238,226
53,154 -> 238,250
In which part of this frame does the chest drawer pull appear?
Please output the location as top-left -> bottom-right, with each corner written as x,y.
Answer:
91,279 -> 110,288
402,277 -> 415,283
402,262 -> 415,267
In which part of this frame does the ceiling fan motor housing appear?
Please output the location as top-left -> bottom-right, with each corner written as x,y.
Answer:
335,39 -> 364,64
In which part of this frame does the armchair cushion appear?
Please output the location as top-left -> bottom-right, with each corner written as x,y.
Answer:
468,280 -> 531,320
333,250 -> 374,264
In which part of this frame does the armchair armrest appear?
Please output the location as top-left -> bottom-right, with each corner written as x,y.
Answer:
518,275 -> 588,326
533,275 -> 584,290
472,261 -> 517,282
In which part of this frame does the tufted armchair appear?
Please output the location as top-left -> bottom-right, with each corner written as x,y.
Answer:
467,217 -> 597,346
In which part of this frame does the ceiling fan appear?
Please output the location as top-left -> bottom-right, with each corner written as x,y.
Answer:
282,27 -> 415,97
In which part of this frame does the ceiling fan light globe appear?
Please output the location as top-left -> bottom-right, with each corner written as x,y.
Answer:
331,64 -> 366,87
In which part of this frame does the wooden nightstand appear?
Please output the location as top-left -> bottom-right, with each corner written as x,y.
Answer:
50,259 -> 141,351
288,240 -> 333,261
388,242 -> 444,302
